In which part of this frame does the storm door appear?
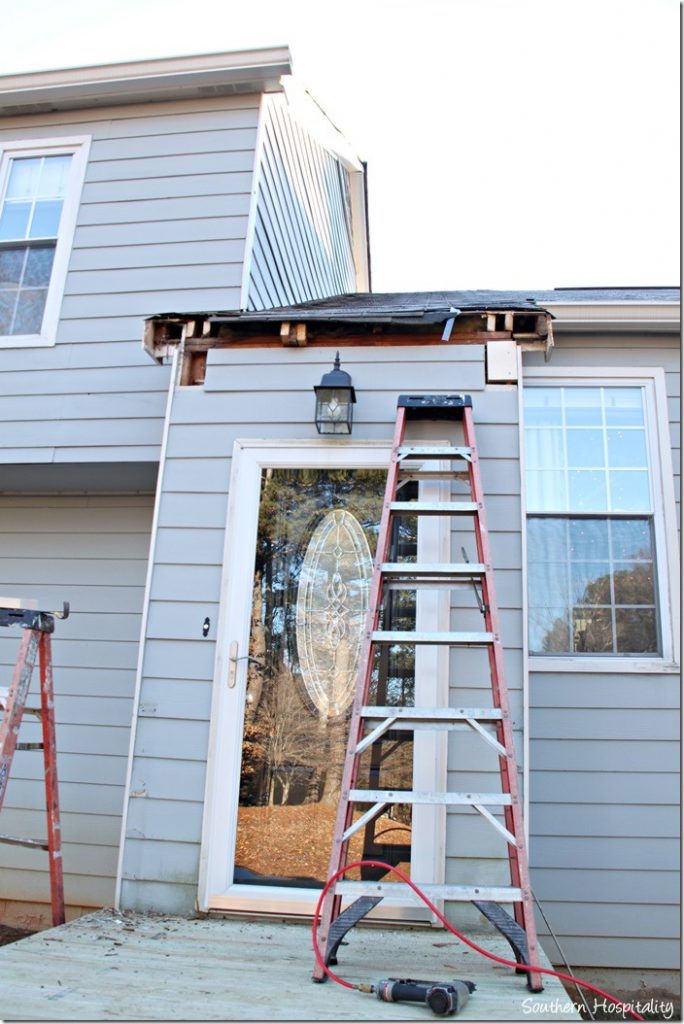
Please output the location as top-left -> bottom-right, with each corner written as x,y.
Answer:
199,442 -> 448,917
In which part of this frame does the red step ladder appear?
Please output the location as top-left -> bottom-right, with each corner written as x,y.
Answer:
0,600 -> 69,926
312,394 -> 543,991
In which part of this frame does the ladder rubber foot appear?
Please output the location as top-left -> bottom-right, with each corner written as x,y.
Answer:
325,896 -> 383,966
472,900 -> 543,992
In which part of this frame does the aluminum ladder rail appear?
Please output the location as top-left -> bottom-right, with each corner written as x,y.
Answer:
312,394 -> 543,991
0,602 -> 69,926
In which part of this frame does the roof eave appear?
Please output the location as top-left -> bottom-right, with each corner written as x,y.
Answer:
544,301 -> 680,332
0,47 -> 292,114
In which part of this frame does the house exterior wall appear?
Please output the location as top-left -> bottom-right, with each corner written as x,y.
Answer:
523,334 -> 680,971
0,94 -> 260,470
246,95 -> 361,310
0,72 -> 373,921
0,494 -> 154,924
118,344 -> 525,916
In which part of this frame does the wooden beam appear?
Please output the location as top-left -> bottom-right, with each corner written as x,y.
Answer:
280,321 -> 308,346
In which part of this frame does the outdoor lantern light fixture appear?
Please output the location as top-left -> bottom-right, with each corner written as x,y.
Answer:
314,352 -> 356,434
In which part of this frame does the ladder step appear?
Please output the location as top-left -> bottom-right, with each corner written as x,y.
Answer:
337,881 -> 523,902
362,706 -> 503,721
389,502 -> 478,516
397,446 -> 472,460
398,469 -> 470,481
381,562 -> 486,578
16,742 -> 44,751
371,630 -> 494,646
0,834 -> 49,850
348,789 -> 512,806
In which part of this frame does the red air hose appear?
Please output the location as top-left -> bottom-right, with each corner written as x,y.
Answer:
311,860 -> 644,1022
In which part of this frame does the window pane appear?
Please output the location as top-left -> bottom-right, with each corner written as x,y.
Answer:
613,563 -> 655,605
528,562 -> 569,608
524,387 -> 562,426
526,470 -> 567,512
571,562 -> 611,605
12,288 -> 46,334
564,388 -> 602,426
37,154 -> 71,197
24,245 -> 55,286
611,519 -> 654,560
524,428 -> 564,468
573,607 -> 613,653
29,199 -> 63,238
609,471 -> 650,512
616,609 -> 658,654
568,470 -> 607,511
528,515 -> 659,657
604,388 -> 644,426
527,518 -> 567,561
0,202 -> 31,240
529,608 -> 570,654
567,429 -> 604,468
0,247 -> 25,286
0,289 -> 18,333
607,428 -> 647,468
5,158 -> 41,199
569,519 -> 610,560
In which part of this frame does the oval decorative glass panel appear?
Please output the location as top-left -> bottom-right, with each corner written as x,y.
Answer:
295,509 -> 373,718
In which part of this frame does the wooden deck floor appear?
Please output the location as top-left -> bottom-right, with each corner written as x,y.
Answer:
0,909 -> 581,1021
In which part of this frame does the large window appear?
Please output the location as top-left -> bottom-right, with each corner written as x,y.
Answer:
0,138 -> 89,346
524,385 -> 661,657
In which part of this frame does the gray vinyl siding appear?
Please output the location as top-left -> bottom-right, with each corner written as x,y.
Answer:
119,346 -> 524,916
523,334 -> 680,970
0,95 -> 260,466
246,96 -> 358,310
0,494 -> 153,911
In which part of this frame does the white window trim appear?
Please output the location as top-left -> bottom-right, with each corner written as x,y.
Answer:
522,366 -> 680,674
0,135 -> 90,347
198,439 -> 449,918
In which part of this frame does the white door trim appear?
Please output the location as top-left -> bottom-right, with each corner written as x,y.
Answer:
198,438 -> 448,916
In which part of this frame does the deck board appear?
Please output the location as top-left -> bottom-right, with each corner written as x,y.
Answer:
0,909 -> 580,1020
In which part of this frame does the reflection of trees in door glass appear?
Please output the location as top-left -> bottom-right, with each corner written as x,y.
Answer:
235,468 -> 416,887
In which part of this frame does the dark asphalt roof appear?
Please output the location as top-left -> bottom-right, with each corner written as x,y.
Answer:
154,287 -> 679,324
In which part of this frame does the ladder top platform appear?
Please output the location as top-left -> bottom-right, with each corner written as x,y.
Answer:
397,393 -> 472,419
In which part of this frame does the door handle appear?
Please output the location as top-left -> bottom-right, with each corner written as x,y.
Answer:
227,641 -> 265,688
227,640 -> 239,688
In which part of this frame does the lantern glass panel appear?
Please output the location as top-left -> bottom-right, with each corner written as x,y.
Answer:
315,387 -> 353,434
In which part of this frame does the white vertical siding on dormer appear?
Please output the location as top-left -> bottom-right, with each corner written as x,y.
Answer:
247,96 -> 358,310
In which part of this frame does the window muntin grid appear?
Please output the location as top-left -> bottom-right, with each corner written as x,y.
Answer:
524,386 -> 660,657
0,154 -> 72,336
524,386 -> 651,514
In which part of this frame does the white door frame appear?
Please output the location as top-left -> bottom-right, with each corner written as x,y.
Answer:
198,439 -> 449,916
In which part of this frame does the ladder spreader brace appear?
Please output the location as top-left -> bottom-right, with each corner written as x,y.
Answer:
312,395 -> 544,991
0,600 -> 69,926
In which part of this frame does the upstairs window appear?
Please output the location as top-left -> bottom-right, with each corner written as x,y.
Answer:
524,385 -> 661,657
0,138 -> 89,346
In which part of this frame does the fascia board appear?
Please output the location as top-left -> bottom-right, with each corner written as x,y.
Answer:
545,302 -> 680,331
0,48 -> 292,113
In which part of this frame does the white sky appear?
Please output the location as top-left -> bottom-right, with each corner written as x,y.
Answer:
0,0 -> 679,292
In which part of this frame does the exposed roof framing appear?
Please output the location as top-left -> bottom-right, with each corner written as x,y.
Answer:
143,299 -> 554,366
142,287 -> 679,366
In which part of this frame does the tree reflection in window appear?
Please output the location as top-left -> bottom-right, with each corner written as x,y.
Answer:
234,468 -> 416,887
528,518 -> 659,655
